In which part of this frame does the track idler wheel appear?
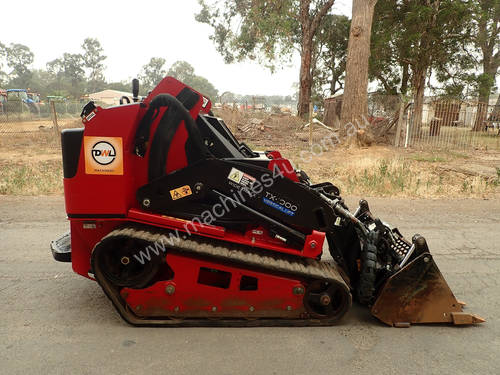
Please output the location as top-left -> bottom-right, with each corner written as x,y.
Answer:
92,236 -> 161,289
304,280 -> 351,321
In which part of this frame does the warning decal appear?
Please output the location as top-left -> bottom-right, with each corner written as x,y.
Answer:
227,167 -> 256,188
84,136 -> 123,175
170,185 -> 193,201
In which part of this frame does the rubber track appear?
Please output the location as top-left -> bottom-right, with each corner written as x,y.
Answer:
93,224 -> 352,327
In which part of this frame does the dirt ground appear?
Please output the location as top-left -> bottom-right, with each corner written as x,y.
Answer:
0,195 -> 498,375
0,117 -> 80,132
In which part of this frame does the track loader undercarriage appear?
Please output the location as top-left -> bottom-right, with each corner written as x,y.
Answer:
51,76 -> 484,327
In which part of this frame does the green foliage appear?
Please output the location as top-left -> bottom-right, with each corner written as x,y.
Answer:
312,14 -> 350,101
196,0 -> 300,70
196,0 -> 336,116
167,61 -> 218,99
0,37 -> 221,102
0,41 -> 7,87
470,0 -> 500,101
0,38 -> 120,99
106,81 -> 131,92
370,0 -> 476,97
46,53 -> 85,98
168,61 -> 195,82
139,57 -> 166,93
82,38 -> 107,93
4,43 -> 34,88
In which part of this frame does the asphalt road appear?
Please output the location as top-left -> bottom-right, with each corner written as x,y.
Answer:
0,196 -> 499,375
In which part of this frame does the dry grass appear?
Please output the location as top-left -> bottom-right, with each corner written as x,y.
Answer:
0,129 -> 64,195
1,113 -> 499,198
0,160 -> 62,195
288,147 -> 500,198
414,125 -> 500,151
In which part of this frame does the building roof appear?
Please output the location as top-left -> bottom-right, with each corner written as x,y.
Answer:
89,89 -> 132,98
88,89 -> 133,106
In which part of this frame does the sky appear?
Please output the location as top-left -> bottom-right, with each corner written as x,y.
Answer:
2,0 -> 352,96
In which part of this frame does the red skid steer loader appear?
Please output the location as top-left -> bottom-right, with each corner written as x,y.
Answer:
51,77 -> 484,327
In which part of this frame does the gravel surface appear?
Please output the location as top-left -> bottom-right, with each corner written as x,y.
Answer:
0,195 -> 498,375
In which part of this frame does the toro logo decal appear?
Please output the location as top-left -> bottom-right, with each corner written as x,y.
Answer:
91,141 -> 116,165
84,136 -> 123,175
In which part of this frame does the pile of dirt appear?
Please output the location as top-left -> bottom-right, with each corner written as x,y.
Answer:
213,108 -> 304,149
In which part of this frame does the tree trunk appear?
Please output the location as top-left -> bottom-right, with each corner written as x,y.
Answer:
473,65 -> 496,131
330,71 -> 336,96
400,63 -> 409,95
297,0 -> 335,117
407,0 -> 439,137
340,0 -> 377,145
492,91 -> 500,120
472,0 -> 499,131
473,93 -> 490,131
411,69 -> 426,137
298,38 -> 313,118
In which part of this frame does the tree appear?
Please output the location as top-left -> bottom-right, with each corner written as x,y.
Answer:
167,61 -> 195,83
28,69 -> 50,96
196,0 -> 335,117
107,81 -> 132,92
409,0 -> 472,133
82,38 -> 107,93
370,0 -> 409,95
312,14 -> 350,101
167,60 -> 218,99
139,57 -> 166,93
5,43 -> 34,88
370,0 -> 473,133
472,0 -> 499,131
188,75 -> 219,100
340,0 -> 378,144
0,41 -> 7,87
47,53 -> 85,97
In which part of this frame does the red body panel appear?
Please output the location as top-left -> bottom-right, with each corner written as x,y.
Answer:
122,254 -> 305,318
65,104 -> 142,215
69,210 -> 325,279
70,219 -> 122,278
64,77 -> 207,216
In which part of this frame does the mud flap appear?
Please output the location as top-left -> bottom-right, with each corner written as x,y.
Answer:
371,253 -> 484,326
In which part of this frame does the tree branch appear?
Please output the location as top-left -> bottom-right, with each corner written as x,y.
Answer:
300,0 -> 313,31
376,73 -> 394,94
310,0 -> 335,36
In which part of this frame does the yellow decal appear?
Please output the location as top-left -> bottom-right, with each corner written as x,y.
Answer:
170,185 -> 192,201
84,136 -> 123,175
228,167 -> 244,183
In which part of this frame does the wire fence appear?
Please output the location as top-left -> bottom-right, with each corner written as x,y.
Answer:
404,98 -> 500,151
0,101 -> 84,149
1,95 -> 499,153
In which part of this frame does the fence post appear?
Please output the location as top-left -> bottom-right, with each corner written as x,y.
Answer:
309,102 -> 313,146
50,101 -> 60,144
404,104 -> 411,148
